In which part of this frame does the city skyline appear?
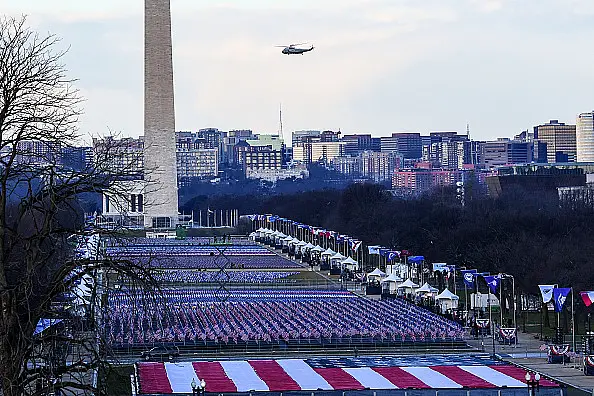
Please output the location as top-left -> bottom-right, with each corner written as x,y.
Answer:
4,0 -> 594,142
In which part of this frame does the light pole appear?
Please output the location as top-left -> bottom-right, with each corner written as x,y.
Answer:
191,378 -> 197,396
525,372 -> 540,396
199,378 -> 206,396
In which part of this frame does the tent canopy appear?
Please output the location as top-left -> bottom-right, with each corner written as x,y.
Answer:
312,245 -> 325,252
381,273 -> 402,283
283,236 -> 293,242
297,241 -> 307,246
321,248 -> 335,256
416,282 -> 438,293
397,279 -> 420,289
436,288 -> 459,300
341,257 -> 358,265
368,268 -> 387,278
330,253 -> 346,261
304,243 -> 314,249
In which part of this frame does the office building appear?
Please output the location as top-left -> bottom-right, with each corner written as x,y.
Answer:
577,111 -> 594,162
533,120 -> 576,163
380,133 -> 422,159
93,137 -> 144,177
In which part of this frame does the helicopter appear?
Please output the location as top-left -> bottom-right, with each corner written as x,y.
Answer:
276,43 -> 315,55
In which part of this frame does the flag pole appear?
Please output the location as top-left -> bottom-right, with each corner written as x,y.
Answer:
490,289 -> 495,358
571,286 -> 575,353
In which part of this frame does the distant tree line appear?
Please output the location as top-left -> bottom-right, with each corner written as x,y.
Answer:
183,182 -> 594,296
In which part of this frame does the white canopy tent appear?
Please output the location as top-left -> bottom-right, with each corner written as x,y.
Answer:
321,248 -> 335,257
436,288 -> 459,313
341,257 -> 358,270
312,245 -> 325,253
303,243 -> 314,250
416,282 -> 438,294
380,273 -> 402,293
367,268 -> 387,283
397,279 -> 420,294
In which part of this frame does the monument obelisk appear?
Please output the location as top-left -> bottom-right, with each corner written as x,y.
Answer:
144,0 -> 179,228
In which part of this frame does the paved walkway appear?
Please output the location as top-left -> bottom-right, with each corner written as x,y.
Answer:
465,331 -> 594,393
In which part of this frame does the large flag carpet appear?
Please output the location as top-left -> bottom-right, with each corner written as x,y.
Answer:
136,356 -> 558,394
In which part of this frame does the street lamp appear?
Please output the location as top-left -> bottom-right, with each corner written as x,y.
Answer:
191,378 -> 197,396
525,372 -> 540,396
191,378 -> 207,396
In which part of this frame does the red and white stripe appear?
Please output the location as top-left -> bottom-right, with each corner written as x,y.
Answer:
136,360 -> 559,394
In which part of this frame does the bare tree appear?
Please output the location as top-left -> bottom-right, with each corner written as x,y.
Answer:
0,16 -> 154,395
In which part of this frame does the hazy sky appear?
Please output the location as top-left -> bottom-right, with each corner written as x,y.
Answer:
3,0 -> 594,141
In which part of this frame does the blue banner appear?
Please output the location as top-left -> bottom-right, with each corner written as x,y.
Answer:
460,270 -> 477,289
483,275 -> 501,294
553,288 -> 571,312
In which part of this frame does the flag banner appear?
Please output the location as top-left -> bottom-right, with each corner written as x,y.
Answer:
379,249 -> 390,257
387,252 -> 399,262
538,285 -> 555,304
460,270 -> 477,289
408,256 -> 424,264
368,246 -> 381,255
433,263 -> 448,273
351,240 -> 362,252
483,275 -> 500,294
580,291 -> 594,307
552,288 -> 571,312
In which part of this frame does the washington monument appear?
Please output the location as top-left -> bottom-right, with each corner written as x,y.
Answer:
144,0 -> 179,228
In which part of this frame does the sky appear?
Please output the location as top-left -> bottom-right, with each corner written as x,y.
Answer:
3,0 -> 594,142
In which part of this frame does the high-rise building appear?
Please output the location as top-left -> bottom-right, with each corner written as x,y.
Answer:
223,130 -> 254,166
93,137 -> 144,176
533,120 -> 576,163
483,140 -> 509,169
380,133 -> 422,159
175,132 -> 218,185
144,0 -> 179,229
292,130 -> 322,147
293,141 -> 345,164
342,134 -> 373,156
14,140 -> 61,165
576,111 -> 594,162
61,146 -> 93,171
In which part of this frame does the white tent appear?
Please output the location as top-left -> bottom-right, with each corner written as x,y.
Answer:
380,273 -> 403,293
264,229 -> 274,234
297,241 -> 307,246
283,236 -> 293,242
380,273 -> 402,283
256,228 -> 266,232
290,238 -> 300,244
321,248 -> 335,256
436,288 -> 459,313
397,279 -> 420,291
312,245 -> 325,253
341,257 -> 358,269
330,253 -> 345,261
304,243 -> 314,250
416,282 -> 438,294
368,268 -> 387,278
